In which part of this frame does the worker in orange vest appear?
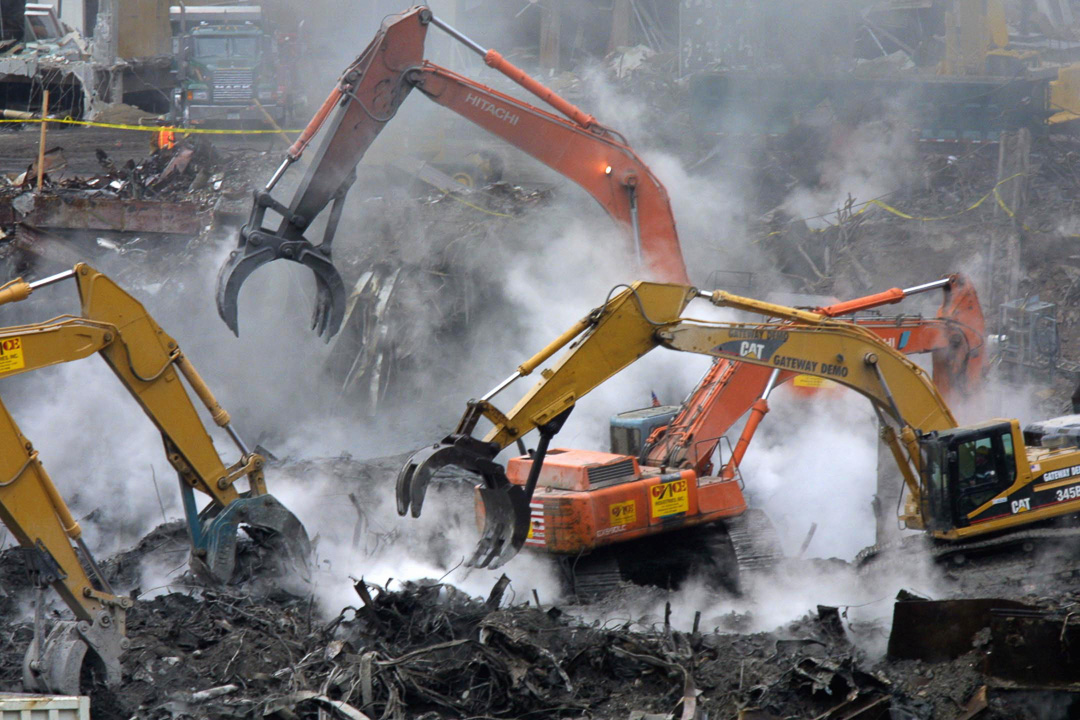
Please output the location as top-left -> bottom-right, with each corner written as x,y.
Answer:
157,127 -> 176,151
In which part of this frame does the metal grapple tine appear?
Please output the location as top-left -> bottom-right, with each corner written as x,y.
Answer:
216,235 -> 346,340
396,443 -> 451,517
298,247 -> 346,341
395,437 -> 533,566
312,285 -> 331,338
197,493 -> 313,584
216,245 -> 276,337
467,484 -> 531,568
23,618 -> 125,694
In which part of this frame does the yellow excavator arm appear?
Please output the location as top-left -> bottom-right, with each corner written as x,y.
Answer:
0,264 -> 309,695
1,267 -> 262,508
397,281 -> 961,568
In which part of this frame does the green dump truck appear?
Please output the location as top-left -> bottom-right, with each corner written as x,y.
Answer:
170,5 -> 294,127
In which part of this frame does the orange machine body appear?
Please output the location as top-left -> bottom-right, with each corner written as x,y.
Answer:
487,450 -> 746,555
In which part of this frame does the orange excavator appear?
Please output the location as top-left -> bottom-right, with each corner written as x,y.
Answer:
398,275 -> 984,595
216,5 -> 688,339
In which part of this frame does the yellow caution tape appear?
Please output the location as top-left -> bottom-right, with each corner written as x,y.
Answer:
2,115 -> 515,217
0,117 -> 303,134
9,118 -> 1074,236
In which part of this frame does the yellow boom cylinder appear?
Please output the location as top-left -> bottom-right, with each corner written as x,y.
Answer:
175,353 -> 231,427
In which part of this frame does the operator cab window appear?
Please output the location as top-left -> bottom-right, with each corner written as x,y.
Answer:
955,428 -> 1015,518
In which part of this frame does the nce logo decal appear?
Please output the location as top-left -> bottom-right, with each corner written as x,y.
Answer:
650,479 -> 689,518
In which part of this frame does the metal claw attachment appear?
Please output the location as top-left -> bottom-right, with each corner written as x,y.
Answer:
216,190 -> 347,342
190,493 -> 314,585
216,230 -> 346,341
396,434 -> 527,568
396,408 -> 572,570
23,614 -> 127,695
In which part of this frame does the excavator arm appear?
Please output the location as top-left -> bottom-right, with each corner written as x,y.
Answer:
405,63 -> 685,282
0,387 -> 129,695
217,7 -> 428,339
397,281 -> 960,568
0,265 -> 309,693
644,274 -> 983,474
217,5 -> 688,339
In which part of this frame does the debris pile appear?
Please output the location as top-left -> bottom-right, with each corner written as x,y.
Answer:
7,507 -> 1080,720
3,137 -> 277,206
0,543 -> 940,720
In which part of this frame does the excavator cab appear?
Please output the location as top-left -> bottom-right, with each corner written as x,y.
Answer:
920,422 -> 1020,531
609,405 -> 680,457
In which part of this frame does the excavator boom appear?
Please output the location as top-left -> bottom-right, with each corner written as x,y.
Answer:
405,62 -> 686,282
643,274 -> 984,473
217,5 -> 687,339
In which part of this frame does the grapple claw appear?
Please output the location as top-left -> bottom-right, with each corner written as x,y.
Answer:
23,614 -> 125,694
469,484 -> 531,568
216,245 -> 275,337
396,408 -> 571,570
396,443 -> 441,517
216,229 -> 346,341
395,436 -> 530,567
195,493 -> 313,584
396,438 -> 498,518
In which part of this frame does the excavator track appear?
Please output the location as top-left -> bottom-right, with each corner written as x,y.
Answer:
566,554 -> 623,603
564,511 -> 785,602
856,525 -> 1080,575
724,508 -> 785,575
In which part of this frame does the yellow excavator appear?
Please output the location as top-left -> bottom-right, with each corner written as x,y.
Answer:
0,264 -> 309,694
398,281 -> 1080,579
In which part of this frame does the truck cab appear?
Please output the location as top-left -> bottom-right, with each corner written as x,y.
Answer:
171,6 -> 291,127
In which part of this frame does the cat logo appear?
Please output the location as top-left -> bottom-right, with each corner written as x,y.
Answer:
1011,498 -> 1031,514
740,341 -> 765,359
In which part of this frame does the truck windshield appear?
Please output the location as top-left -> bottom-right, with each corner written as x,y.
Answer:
195,36 -> 259,59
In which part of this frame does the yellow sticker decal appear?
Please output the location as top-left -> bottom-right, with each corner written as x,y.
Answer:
650,479 -> 689,518
527,521 -> 534,539
0,337 -> 25,373
609,500 -> 636,526
793,374 -> 833,388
